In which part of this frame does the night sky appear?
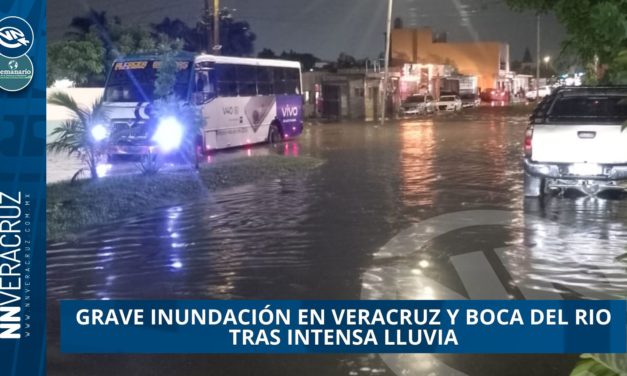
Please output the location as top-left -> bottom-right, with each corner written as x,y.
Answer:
48,0 -> 566,63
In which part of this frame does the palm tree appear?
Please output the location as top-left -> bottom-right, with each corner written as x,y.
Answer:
47,92 -> 108,181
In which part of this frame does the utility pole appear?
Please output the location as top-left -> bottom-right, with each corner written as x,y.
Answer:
381,0 -> 393,126
535,14 -> 540,99
204,0 -> 211,52
213,0 -> 220,55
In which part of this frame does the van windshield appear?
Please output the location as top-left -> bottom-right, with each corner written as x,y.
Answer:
104,60 -> 192,102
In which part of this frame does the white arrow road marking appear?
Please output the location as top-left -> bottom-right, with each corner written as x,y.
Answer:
451,251 -> 510,300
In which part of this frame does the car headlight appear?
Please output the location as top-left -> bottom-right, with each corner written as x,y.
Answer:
91,124 -> 108,142
152,117 -> 183,152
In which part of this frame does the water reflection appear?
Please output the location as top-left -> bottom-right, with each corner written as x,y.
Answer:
47,179 -> 314,302
399,119 -> 436,208
522,196 -> 627,298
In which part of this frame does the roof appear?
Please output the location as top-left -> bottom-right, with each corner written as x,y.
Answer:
113,52 -> 302,69
195,54 -> 301,69
554,86 -> 627,97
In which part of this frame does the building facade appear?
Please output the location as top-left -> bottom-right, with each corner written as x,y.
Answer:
391,27 -> 511,93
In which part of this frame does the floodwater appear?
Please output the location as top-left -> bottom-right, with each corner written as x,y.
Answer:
47,106 -> 627,376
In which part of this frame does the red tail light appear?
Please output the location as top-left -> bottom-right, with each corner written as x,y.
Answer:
524,126 -> 533,158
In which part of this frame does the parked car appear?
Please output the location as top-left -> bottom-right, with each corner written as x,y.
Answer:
525,86 -> 553,101
523,86 -> 627,197
399,94 -> 435,116
437,95 -> 462,111
480,88 -> 509,102
460,93 -> 481,108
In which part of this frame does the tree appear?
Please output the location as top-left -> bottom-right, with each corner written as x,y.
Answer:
279,50 -> 320,71
47,31 -> 105,86
522,47 -> 533,63
47,92 -> 108,180
60,9 -> 182,86
146,51 -> 204,172
109,23 -> 181,56
394,17 -> 403,29
197,8 -> 256,56
66,8 -> 120,41
152,17 -> 203,52
337,52 -> 359,69
506,0 -> 627,83
510,60 -> 522,72
257,48 -> 277,59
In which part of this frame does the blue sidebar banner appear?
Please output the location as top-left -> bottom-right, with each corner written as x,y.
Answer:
0,1 -> 46,376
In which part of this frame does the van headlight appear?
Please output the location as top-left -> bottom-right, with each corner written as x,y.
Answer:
91,124 -> 109,142
153,117 -> 183,152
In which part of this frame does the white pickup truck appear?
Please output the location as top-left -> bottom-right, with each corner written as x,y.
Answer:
523,87 -> 627,197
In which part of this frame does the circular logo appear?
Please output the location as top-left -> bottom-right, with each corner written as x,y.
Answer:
0,16 -> 34,58
0,55 -> 33,92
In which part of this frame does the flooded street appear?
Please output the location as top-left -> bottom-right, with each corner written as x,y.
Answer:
47,106 -> 627,376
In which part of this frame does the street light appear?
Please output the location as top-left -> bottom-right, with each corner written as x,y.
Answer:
543,56 -> 550,81
535,14 -> 540,99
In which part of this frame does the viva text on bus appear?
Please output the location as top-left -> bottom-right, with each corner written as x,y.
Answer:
99,53 -> 304,160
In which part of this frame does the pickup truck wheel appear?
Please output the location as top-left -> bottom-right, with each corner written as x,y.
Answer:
524,172 -> 544,197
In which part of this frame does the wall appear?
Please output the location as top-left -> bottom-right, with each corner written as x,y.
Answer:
391,28 -> 506,90
47,88 -> 104,121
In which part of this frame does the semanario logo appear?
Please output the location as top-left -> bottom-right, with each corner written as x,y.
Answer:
0,55 -> 33,92
0,17 -> 34,58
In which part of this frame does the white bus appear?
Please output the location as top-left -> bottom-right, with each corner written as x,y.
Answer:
97,53 -> 303,158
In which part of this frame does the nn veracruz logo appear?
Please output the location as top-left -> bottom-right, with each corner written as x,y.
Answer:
0,192 -> 27,339
0,16 -> 34,92
0,16 -> 33,58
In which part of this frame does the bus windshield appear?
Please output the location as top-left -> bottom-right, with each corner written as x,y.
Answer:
104,60 -> 192,103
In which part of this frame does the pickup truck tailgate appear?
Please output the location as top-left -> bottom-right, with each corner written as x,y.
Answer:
531,124 -> 627,164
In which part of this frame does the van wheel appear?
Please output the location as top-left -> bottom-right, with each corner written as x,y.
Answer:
524,172 -> 544,198
268,124 -> 282,145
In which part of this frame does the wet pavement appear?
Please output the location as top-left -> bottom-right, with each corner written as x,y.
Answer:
47,106 -> 627,375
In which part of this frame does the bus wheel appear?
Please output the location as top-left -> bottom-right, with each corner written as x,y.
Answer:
268,124 -> 282,146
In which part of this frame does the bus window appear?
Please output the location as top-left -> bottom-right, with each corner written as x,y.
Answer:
193,67 -> 216,104
273,67 -> 286,95
216,64 -> 238,97
285,68 -> 301,95
257,66 -> 274,95
237,65 -> 257,96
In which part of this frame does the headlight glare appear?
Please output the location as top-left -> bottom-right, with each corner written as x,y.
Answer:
153,117 -> 183,152
91,124 -> 108,142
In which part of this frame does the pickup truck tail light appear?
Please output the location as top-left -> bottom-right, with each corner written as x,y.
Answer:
524,126 -> 533,158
